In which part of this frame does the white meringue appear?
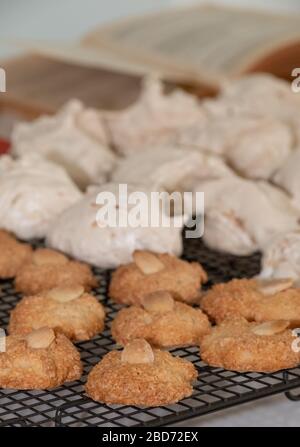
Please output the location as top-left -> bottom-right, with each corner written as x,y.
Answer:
226,118 -> 292,179
220,74 -> 300,146
196,177 -> 300,255
103,77 -> 204,156
12,99 -> 116,189
273,149 -> 300,209
112,145 -> 233,192
46,183 -> 184,268
0,154 -> 82,240
260,230 -> 300,280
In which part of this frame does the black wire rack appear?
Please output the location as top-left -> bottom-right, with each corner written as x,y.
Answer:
1,238 -> 300,427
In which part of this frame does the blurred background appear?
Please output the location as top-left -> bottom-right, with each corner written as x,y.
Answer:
1,0 -> 300,59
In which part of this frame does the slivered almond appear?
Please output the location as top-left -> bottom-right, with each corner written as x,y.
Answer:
251,320 -> 290,336
256,278 -> 294,296
26,327 -> 55,349
143,291 -> 174,314
33,249 -> 68,266
121,339 -> 154,364
46,285 -> 84,303
133,251 -> 165,275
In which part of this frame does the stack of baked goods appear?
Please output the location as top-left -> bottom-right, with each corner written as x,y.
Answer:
0,73 -> 300,407
8,73 -> 300,270
1,233 -> 300,407
0,234 -> 209,406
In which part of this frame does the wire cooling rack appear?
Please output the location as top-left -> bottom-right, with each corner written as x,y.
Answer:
1,238 -> 300,427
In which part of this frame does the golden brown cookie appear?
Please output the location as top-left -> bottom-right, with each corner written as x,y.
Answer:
201,277 -> 294,324
109,250 -> 207,305
200,317 -> 300,372
0,230 -> 32,279
0,327 -> 82,389
9,285 -> 105,341
85,339 -> 197,406
15,248 -> 97,295
111,290 -> 211,348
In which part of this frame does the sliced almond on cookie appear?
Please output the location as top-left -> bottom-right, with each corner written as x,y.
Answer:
121,339 -> 155,364
33,249 -> 68,266
251,320 -> 290,336
46,285 -> 85,303
26,327 -> 55,349
256,278 -> 294,296
143,291 -> 174,314
133,251 -> 165,275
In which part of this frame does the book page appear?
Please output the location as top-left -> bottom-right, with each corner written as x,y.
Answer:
83,4 -> 300,82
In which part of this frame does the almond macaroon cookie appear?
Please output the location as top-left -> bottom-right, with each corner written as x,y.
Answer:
85,339 -> 197,407
201,277 -> 294,324
0,230 -> 32,279
111,291 -> 211,348
200,317 -> 300,373
15,248 -> 97,295
109,250 -> 208,305
0,327 -> 82,389
9,285 -> 105,342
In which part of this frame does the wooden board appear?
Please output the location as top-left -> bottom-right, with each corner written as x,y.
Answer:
0,54 -> 144,119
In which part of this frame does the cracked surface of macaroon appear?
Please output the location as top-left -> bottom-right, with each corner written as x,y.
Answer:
200,317 -> 299,373
85,338 -> 197,406
109,250 -> 207,305
9,285 -> 105,342
0,328 -> 82,389
15,248 -> 97,295
111,291 -> 211,348
0,230 -> 33,279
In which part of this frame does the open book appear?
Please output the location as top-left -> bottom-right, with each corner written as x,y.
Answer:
81,3 -> 300,87
1,3 -> 300,117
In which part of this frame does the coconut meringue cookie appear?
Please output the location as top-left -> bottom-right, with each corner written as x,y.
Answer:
195,176 -> 300,256
260,230 -> 300,280
12,99 -> 116,189
46,183 -> 184,269
112,145 -> 233,193
0,154 -> 82,240
103,77 -> 205,156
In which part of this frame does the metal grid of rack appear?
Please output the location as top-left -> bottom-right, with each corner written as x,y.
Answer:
0,238 -> 300,427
